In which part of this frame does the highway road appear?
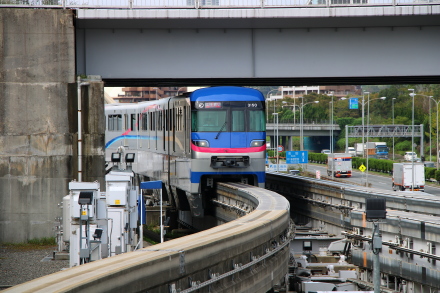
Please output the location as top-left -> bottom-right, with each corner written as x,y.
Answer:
302,163 -> 440,196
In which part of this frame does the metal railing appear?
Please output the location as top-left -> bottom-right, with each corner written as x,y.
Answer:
1,0 -> 439,9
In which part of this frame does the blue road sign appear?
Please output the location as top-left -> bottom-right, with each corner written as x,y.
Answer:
286,151 -> 308,164
278,164 -> 288,171
349,98 -> 359,109
268,164 -> 277,171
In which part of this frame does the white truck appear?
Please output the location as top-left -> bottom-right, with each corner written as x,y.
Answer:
327,153 -> 352,178
354,143 -> 365,157
392,163 -> 425,192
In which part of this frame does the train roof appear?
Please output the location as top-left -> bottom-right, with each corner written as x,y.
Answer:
190,86 -> 264,102
105,97 -> 174,112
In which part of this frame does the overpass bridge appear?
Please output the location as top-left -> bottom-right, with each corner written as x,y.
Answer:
75,1 -> 440,86
2,1 -> 439,86
266,122 -> 340,151
266,123 -> 422,152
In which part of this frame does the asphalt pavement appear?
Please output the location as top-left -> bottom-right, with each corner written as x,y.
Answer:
300,163 -> 440,196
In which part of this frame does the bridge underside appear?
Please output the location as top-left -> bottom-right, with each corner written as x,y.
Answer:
76,7 -> 440,86
102,76 -> 440,87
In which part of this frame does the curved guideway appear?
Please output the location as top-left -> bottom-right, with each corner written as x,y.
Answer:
5,183 -> 291,293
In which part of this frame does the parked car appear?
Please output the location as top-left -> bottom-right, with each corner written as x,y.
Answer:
404,151 -> 417,161
321,149 -> 331,154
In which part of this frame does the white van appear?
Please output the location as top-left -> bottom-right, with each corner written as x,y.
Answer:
404,151 -> 417,161
346,147 -> 356,156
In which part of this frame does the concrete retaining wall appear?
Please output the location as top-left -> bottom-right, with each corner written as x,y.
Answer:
0,9 -> 104,243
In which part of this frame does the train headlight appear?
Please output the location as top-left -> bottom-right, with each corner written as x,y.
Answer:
250,140 -> 265,147
192,140 -> 210,147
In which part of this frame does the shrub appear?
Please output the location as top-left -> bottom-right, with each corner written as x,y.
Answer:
425,167 -> 436,180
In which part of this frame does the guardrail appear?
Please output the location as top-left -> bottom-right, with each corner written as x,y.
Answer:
1,0 -> 440,9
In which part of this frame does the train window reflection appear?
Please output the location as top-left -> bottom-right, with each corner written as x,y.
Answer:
232,110 -> 244,132
249,110 -> 265,132
108,114 -> 122,131
192,111 -> 227,132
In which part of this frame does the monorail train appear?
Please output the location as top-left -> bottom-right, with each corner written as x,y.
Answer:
105,86 -> 266,217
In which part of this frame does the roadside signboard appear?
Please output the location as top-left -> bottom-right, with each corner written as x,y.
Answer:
278,164 -> 288,171
349,98 -> 359,109
286,151 -> 308,164
268,164 -> 288,172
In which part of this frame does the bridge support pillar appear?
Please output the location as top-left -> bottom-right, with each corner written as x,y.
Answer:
0,8 -> 105,243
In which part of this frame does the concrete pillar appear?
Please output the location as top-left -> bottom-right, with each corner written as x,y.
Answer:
73,81 -> 106,185
269,135 -> 275,148
0,9 -> 104,243
281,136 -> 287,151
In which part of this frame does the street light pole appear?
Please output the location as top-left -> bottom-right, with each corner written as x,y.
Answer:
266,89 -> 279,150
392,98 -> 396,161
300,100 -> 319,151
361,94 -> 385,187
366,92 -> 370,186
329,93 -> 334,154
272,113 -> 279,171
300,100 -> 304,151
299,96 -> 304,150
429,98 -> 432,160
417,95 -> 438,169
436,99 -> 439,170
327,94 -> 346,178
282,101 -> 298,151
266,89 -> 279,124
409,89 -> 415,192
434,101 -> 440,170
362,92 -> 368,159
427,96 -> 439,169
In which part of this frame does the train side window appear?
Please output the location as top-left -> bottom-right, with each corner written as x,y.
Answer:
108,114 -> 122,131
167,109 -> 172,131
142,113 -> 148,130
158,111 -> 163,130
165,110 -> 168,131
176,107 -> 183,132
172,108 -> 176,152
131,114 -> 137,131
150,112 -> 155,131
117,115 -> 122,130
191,111 -> 198,131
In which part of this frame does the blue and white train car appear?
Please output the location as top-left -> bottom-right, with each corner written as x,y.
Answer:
105,86 -> 266,217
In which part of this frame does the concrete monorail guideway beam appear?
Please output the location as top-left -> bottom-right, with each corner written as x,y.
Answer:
5,183 -> 292,293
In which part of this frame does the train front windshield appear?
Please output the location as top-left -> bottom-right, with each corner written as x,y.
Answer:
191,101 -> 265,132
